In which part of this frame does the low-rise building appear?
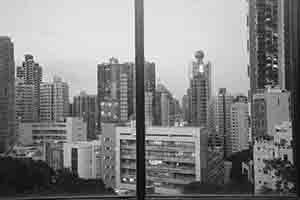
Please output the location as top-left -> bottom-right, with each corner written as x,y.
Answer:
116,126 -> 205,194
45,142 -> 64,171
18,117 -> 87,145
63,140 -> 102,179
114,124 -> 223,194
253,121 -> 294,193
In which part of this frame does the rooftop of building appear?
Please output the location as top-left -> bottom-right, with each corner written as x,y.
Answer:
64,140 -> 101,147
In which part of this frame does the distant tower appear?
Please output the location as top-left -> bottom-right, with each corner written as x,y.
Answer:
247,0 -> 286,140
215,88 -> 233,158
97,58 -> 134,135
0,37 -> 15,153
188,50 -> 212,127
40,76 -> 69,122
17,54 -> 42,121
73,91 -> 98,140
15,78 -> 35,122
228,95 -> 249,156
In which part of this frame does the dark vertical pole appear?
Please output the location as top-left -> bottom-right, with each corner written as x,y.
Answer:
135,0 -> 145,199
290,0 -> 300,197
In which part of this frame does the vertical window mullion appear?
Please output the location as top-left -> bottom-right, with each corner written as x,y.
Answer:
135,0 -> 145,199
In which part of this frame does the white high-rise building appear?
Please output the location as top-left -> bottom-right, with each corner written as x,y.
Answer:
145,92 -> 153,126
40,82 -> 53,121
228,96 -> 249,156
15,78 -> 35,122
40,76 -> 69,122
120,73 -> 128,121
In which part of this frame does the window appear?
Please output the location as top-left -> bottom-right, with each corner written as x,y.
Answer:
284,154 -> 288,161
0,0 -> 299,199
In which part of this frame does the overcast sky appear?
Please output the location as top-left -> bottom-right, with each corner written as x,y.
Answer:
0,0 -> 249,101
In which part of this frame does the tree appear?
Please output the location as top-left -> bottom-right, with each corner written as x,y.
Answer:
0,157 -> 114,196
263,158 -> 296,194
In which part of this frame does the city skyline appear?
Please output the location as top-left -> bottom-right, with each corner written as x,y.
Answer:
0,0 -> 299,196
0,0 -> 249,99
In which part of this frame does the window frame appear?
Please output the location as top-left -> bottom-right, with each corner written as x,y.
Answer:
134,0 -> 300,199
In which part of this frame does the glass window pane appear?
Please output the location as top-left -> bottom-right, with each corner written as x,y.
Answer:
0,0 -> 134,197
143,0 -> 297,195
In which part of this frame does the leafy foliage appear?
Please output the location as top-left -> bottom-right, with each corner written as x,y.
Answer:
0,156 -> 114,196
263,158 -> 296,194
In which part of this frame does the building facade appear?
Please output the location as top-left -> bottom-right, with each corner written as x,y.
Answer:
15,78 -> 35,122
228,95 -> 249,156
247,0 -> 285,95
253,121 -> 293,193
17,54 -> 42,121
114,124 -> 224,194
18,117 -> 87,145
145,91 -> 153,126
40,76 -> 69,122
0,37 -> 15,153
72,91 -> 98,140
188,50 -> 211,127
215,88 -> 233,158
154,83 -> 176,126
97,58 -> 134,134
252,87 -> 290,138
63,140 -> 102,179
101,123 -> 118,188
133,61 -> 156,124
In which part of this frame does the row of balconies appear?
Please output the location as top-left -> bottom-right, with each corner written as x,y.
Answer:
120,154 -> 195,164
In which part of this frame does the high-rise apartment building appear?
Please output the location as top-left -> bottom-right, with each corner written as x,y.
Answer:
188,50 -> 211,127
247,0 -> 285,94
0,37 -> 15,153
215,88 -> 233,158
15,78 -> 35,122
97,58 -> 134,134
17,54 -> 42,121
72,91 -> 98,140
247,0 -> 288,142
145,92 -> 153,126
154,83 -> 172,126
40,76 -> 69,122
228,95 -> 249,156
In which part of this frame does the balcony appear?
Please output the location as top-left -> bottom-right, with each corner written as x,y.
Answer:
147,166 -> 195,175
147,176 -> 193,185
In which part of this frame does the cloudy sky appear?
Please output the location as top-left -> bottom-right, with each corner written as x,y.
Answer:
0,0 -> 249,101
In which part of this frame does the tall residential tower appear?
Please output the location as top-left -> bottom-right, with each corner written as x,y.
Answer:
0,37 -> 15,153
